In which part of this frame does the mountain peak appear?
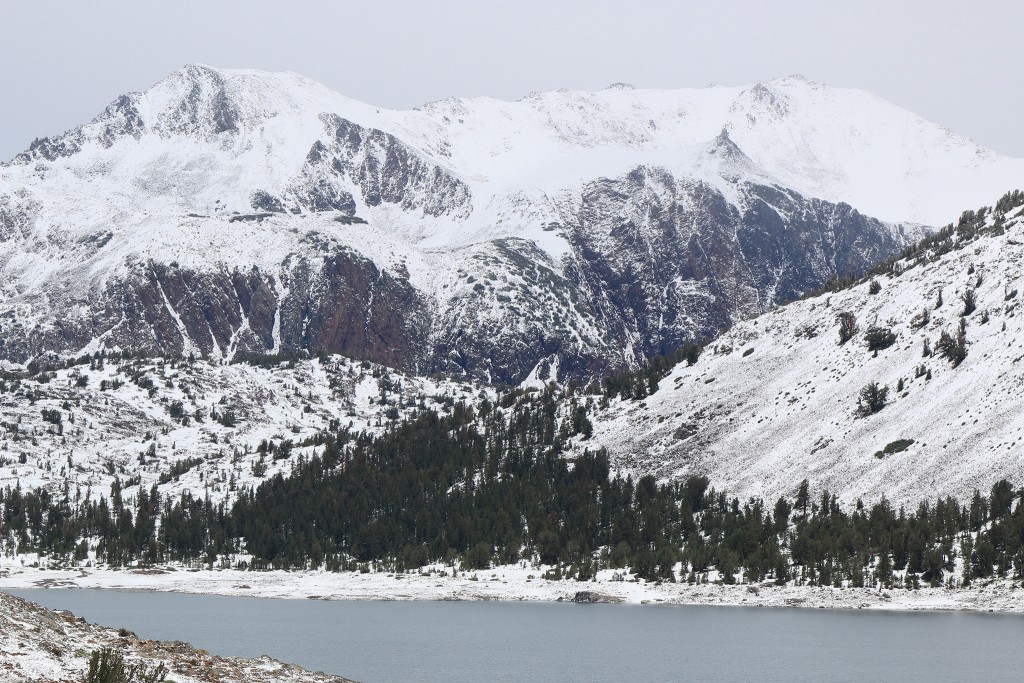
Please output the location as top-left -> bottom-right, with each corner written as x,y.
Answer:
6,65 -> 1022,226
706,127 -> 751,163
177,62 -> 224,78
761,74 -> 826,89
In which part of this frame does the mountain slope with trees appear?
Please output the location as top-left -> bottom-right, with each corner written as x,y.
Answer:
584,190 -> 1024,504
5,194 -> 1024,594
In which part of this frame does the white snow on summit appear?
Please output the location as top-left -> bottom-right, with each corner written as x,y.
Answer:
7,64 -> 1023,231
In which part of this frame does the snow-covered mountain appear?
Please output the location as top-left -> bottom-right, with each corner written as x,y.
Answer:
582,192 -> 1024,505
2,65 -> 1020,381
5,193 -> 1024,508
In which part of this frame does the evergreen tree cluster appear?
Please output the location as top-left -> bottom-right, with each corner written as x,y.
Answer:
4,388 -> 1024,590
602,342 -> 702,400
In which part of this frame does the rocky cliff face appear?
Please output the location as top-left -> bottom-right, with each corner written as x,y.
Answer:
0,244 -> 432,373
5,64 -> 1003,382
0,177 -> 908,385
560,170 -> 906,362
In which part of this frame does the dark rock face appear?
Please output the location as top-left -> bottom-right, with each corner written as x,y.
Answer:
313,115 -> 472,217
95,95 -> 146,148
15,90 -> 145,161
429,239 -> 620,384
275,116 -> 472,218
275,250 -> 429,370
0,169 -> 910,384
556,170 -> 905,362
0,194 -> 36,242
571,591 -> 623,604
250,190 -> 287,213
416,172 -> 906,382
0,248 -> 430,374
17,133 -> 84,164
163,64 -> 240,137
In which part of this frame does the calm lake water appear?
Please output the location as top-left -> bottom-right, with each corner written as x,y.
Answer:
9,589 -> 1024,682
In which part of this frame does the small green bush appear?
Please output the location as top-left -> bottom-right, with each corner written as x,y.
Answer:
937,319 -> 968,367
84,647 -> 167,683
864,326 -> 896,351
874,439 -> 915,459
961,288 -> 977,316
837,312 -> 857,345
858,382 -> 889,415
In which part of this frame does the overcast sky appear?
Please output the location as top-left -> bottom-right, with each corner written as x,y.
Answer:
2,0 -> 1022,161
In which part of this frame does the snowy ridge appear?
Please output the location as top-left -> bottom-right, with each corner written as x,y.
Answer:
9,67 -> 1020,226
0,64 -> 1016,380
583,193 -> 1024,505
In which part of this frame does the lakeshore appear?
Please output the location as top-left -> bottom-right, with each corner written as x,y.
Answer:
3,562 -> 1024,613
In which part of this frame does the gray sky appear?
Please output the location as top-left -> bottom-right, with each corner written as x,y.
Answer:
2,0 -> 1022,161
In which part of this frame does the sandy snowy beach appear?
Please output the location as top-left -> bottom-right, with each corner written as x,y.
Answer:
4,561 -> 1024,614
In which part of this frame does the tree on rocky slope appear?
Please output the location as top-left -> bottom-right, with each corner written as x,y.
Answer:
858,382 -> 889,415
936,318 -> 968,367
837,312 -> 857,345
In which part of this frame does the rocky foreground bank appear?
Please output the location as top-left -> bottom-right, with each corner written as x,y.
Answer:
0,591 -> 356,683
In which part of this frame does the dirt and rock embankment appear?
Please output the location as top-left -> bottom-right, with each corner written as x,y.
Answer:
0,591 -> 356,683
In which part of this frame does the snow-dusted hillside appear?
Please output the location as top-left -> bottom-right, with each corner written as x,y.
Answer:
0,354 -> 487,506
1,64 -> 1018,381
585,193 -> 1024,505
9,192 -> 1024,510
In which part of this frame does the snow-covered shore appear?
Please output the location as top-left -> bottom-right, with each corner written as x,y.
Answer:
3,563 -> 1024,613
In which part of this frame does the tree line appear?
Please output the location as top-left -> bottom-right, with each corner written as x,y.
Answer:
3,389 -> 1024,589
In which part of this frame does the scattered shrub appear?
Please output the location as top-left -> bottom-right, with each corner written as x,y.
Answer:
157,456 -> 205,485
936,319 -> 968,367
795,323 -> 819,339
168,400 -> 185,419
874,439 -> 915,458
961,288 -> 977,316
837,312 -> 857,345
868,279 -> 882,295
84,647 -> 167,683
864,326 -> 896,351
858,382 -> 889,415
909,308 -> 930,329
